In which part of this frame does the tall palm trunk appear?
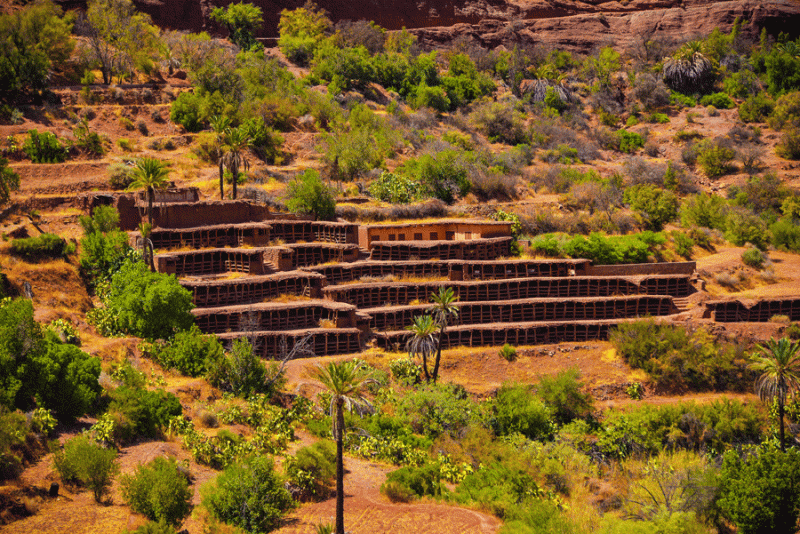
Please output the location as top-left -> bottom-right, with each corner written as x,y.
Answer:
219,159 -> 225,200
779,399 -> 786,452
432,325 -> 445,383
147,186 -> 154,225
335,399 -> 345,534
232,159 -> 239,200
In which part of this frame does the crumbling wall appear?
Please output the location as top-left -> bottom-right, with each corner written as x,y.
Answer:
116,199 -> 275,230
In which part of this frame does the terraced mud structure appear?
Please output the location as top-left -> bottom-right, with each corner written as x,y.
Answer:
89,193 -> 796,359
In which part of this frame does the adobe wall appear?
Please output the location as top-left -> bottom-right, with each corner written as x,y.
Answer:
116,198 -> 275,230
358,220 -> 513,248
154,248 -> 265,276
193,301 -> 357,334
268,221 -> 359,245
369,237 -> 513,261
589,262 -> 696,277
366,296 -> 676,331
141,223 -> 272,250
287,243 -> 360,268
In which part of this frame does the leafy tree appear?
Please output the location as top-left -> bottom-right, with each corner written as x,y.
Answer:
718,447 -> 800,534
85,0 -> 159,84
79,206 -> 132,284
210,2 -> 263,52
428,287 -> 459,383
765,39 -> 800,95
169,92 -> 205,133
108,386 -> 182,440
277,2 -> 331,66
0,298 -> 46,410
312,360 -> 375,534
202,455 -> 295,533
31,342 -> 102,421
130,158 -> 170,226
283,170 -> 336,220
749,338 -> 800,450
219,126 -> 250,200
106,259 -> 194,340
405,314 -> 437,382
0,157 -> 20,206
0,0 -> 74,102
121,456 -> 192,526
623,184 -> 679,231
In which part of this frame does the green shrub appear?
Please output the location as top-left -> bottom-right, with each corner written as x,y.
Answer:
53,434 -> 118,502
765,40 -> 800,95
696,139 -> 735,178
0,408 -> 28,480
536,369 -> 593,425
530,235 -> 562,257
699,92 -> 735,109
397,383 -> 483,440
614,129 -> 645,153
738,93 -> 775,123
723,69 -> 761,98
277,4 -> 330,66
672,231 -> 695,259
11,233 -> 70,260
718,447 -> 800,534
499,344 -> 517,362
609,319 -> 751,392
108,386 -> 182,441
741,247 -> 765,269
78,206 -> 132,285
282,169 -> 336,220
679,193 -> 728,230
389,357 -> 421,385
243,116 -> 284,163
34,342 -> 102,421
561,232 -> 660,265
382,462 -> 445,500
23,129 -> 67,163
771,218 -> 800,252
285,440 -> 336,500
768,91 -> 800,130
623,184 -> 679,231
368,171 -> 423,204
724,206 -> 769,249
205,337 -> 285,399
169,92 -> 205,132
412,84 -> 450,112
142,325 -> 224,377
402,149 -> 472,204
105,259 -> 194,340
492,383 -> 553,440
121,456 -> 192,526
470,101 -> 527,145
776,128 -> 800,160
123,521 -> 176,534
202,455 -> 295,533
107,163 -> 136,189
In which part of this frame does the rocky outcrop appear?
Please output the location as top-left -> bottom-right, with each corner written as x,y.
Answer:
410,0 -> 800,54
53,0 -> 800,53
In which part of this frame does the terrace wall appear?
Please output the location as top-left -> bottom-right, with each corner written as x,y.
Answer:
155,248 -> 265,276
286,243 -> 360,268
375,321 -> 618,350
369,237 -> 513,261
706,298 -> 800,322
589,262 -> 696,277
181,272 -> 325,307
193,301 -> 358,333
116,198 -> 276,230
323,275 -> 691,308
364,296 -> 676,331
268,221 -> 359,244
217,329 -> 362,357
141,223 -> 272,250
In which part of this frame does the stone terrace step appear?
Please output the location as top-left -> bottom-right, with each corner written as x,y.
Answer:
180,271 -> 325,307
362,295 -> 678,331
323,275 -> 692,308
375,320 -> 622,350
217,328 -> 363,357
192,299 -> 357,334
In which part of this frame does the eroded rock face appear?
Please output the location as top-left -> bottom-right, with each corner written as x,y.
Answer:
56,0 -> 800,54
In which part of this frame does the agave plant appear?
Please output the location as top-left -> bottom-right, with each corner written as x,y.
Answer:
662,41 -> 715,94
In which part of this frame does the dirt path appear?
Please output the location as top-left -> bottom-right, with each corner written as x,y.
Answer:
274,455 -> 500,534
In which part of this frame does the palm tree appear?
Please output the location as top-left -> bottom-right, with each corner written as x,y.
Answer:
312,361 -> 375,534
219,126 -> 251,200
428,287 -> 459,383
209,115 -> 231,200
662,41 -> 714,94
130,157 -> 170,225
405,314 -> 438,382
749,338 -> 800,451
